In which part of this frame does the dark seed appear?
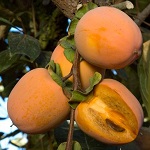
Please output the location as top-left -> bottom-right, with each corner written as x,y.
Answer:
106,119 -> 125,132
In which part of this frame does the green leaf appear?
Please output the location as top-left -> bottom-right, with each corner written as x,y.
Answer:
0,49 -> 20,73
55,63 -> 63,77
60,36 -> 75,63
75,5 -> 89,19
47,60 -> 64,87
8,32 -> 41,61
75,2 -> 98,19
47,60 -> 56,72
1,80 -> 17,98
137,40 -> 150,119
68,72 -> 102,108
85,72 -> 102,94
60,35 -> 75,49
73,141 -> 82,150
68,18 -> 79,35
35,51 -> 52,68
66,35 -> 76,47
57,141 -> 82,150
70,91 -> 86,102
64,48 -> 75,63
69,90 -> 87,109
62,78 -> 73,99
47,60 -> 62,77
48,68 -> 64,87
86,2 -> 98,10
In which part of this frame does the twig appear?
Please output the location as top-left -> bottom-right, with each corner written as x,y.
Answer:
134,3 -> 150,26
65,109 -> 75,150
51,0 -> 79,19
62,67 -> 73,82
31,0 -> 37,37
112,1 -> 134,10
65,50 -> 81,150
0,25 -> 7,40
72,50 -> 82,90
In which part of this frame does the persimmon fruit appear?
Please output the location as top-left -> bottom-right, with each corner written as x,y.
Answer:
74,6 -> 143,69
51,44 -> 105,90
75,79 -> 144,144
7,68 -> 70,134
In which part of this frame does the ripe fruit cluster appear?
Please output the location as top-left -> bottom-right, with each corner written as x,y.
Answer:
51,44 -> 105,90
74,6 -> 143,144
7,5 -> 143,145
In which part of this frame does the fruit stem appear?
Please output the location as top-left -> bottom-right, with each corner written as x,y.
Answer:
72,49 -> 82,90
65,109 -> 75,150
62,67 -> 73,82
65,49 -> 81,150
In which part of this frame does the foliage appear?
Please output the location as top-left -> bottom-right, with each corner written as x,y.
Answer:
138,40 -> 150,119
0,0 -> 150,149
0,0 -> 68,99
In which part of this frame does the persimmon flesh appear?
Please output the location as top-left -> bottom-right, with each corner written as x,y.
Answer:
75,79 -> 144,144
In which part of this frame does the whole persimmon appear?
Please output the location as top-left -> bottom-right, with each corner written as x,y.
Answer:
7,68 -> 70,134
51,44 -> 105,90
74,6 -> 143,69
75,79 -> 144,144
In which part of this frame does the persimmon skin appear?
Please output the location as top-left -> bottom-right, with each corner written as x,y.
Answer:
75,79 -> 144,144
51,45 -> 105,90
7,68 -> 70,134
75,6 -> 143,69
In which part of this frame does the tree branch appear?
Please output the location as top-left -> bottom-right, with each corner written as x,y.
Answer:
112,1 -> 134,10
65,50 -> 81,150
50,0 -> 111,19
134,3 -> 150,26
51,0 -> 79,19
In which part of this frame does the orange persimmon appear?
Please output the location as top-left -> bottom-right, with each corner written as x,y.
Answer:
7,68 -> 70,134
75,79 -> 144,144
51,44 -> 105,90
75,6 -> 143,69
